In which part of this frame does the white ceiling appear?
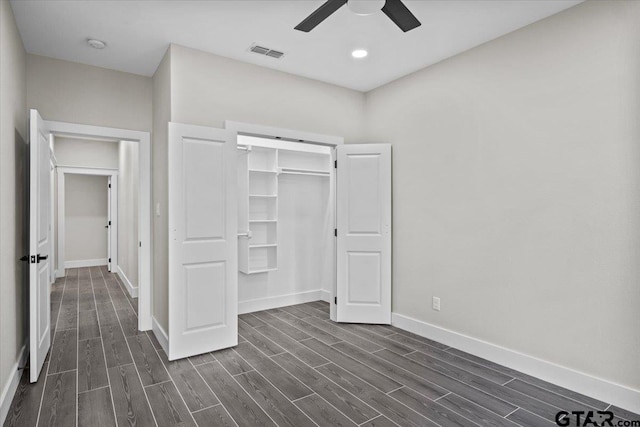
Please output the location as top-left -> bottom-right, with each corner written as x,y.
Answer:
11,0 -> 581,92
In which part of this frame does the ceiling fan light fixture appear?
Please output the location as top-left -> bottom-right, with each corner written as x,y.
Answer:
347,0 -> 385,16
351,49 -> 368,59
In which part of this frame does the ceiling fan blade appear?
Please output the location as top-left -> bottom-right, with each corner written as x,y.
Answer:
295,0 -> 347,32
382,0 -> 421,32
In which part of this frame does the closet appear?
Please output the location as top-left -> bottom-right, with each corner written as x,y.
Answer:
167,122 -> 391,360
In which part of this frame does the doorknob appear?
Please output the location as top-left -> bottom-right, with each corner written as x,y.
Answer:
37,254 -> 48,263
19,255 -> 29,262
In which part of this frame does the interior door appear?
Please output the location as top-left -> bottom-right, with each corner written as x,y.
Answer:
29,109 -> 52,382
168,122 -> 237,360
336,144 -> 391,324
107,176 -> 112,271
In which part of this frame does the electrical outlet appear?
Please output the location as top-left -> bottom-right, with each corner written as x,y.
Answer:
432,297 -> 441,311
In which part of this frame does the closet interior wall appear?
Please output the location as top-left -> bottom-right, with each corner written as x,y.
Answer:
237,135 -> 334,312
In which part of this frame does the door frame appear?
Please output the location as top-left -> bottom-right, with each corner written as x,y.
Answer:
47,121 -> 152,331
224,121 -> 343,321
56,167 -> 118,270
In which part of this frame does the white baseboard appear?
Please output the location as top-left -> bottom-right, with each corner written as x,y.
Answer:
152,317 -> 169,354
64,258 -> 107,268
319,290 -> 331,303
116,266 -> 138,298
239,290 -> 324,314
391,313 -> 640,414
0,343 -> 28,425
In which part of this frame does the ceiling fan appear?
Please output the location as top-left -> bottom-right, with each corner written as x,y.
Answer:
295,0 -> 421,33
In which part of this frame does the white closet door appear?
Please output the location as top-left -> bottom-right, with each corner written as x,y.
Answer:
29,109 -> 52,382
168,123 -> 237,360
336,144 -> 391,324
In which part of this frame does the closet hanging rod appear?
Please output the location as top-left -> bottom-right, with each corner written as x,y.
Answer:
279,167 -> 330,177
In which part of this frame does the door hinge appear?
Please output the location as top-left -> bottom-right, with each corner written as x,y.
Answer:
139,241 -> 142,247
334,228 -> 337,237
108,258 -> 111,263
109,221 -> 111,226
108,183 -> 111,188
334,160 -> 337,168
334,296 -> 337,304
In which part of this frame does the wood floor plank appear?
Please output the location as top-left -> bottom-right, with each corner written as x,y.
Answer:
78,386 -> 116,427
212,348 -> 253,375
439,394 -> 520,427
191,405 -> 236,427
127,333 -> 170,386
56,300 -> 78,331
108,364 -> 156,427
196,362 -> 276,427
48,329 -> 77,374
157,350 -> 219,412
147,331 -> 164,350
4,363 -> 48,427
78,310 -> 100,341
359,415 -> 398,427
239,313 -> 267,328
233,341 -> 313,401
235,370 -> 316,427
116,308 -> 141,336
403,342 -> 514,385
278,305 -> 313,319
146,381 -> 196,427
251,311 -> 311,341
333,324 -> 413,355
101,323 -> 133,368
506,408 -> 555,426
301,339 -> 402,393
317,363 -> 438,427
272,352 -> 379,424
96,303 -> 119,326
291,303 -> 330,320
610,406 -> 640,421
238,321 -> 286,356
78,292 -> 96,312
303,316 -> 384,353
389,387 -> 479,427
294,393 -> 357,427
38,371 -> 76,427
77,337 -> 108,392
270,311 -> 342,345
188,352 -> 216,366
332,341 -> 448,400
373,349 -> 517,416
253,323 -> 329,368
507,379 -> 599,413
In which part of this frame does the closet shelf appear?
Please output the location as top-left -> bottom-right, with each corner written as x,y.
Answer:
278,167 -> 330,177
249,169 -> 277,174
246,268 -> 278,274
249,219 -> 277,223
249,194 -> 277,198
249,244 -> 277,249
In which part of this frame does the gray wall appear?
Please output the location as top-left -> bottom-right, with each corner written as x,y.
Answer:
118,140 -> 139,289
365,0 -> 640,391
54,137 -> 119,169
0,0 -> 27,415
64,174 -> 108,263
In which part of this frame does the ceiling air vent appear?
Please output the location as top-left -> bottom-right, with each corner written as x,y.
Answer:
249,44 -> 285,59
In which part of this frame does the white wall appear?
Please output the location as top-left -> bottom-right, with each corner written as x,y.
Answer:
0,0 -> 27,421
118,140 -> 139,290
152,44 -> 366,330
27,54 -> 152,132
365,0 -> 640,392
54,137 -> 119,169
64,174 -> 108,263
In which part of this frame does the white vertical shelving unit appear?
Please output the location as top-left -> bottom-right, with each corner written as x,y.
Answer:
239,145 -> 278,274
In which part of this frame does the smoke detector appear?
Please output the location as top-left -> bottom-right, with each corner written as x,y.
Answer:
249,44 -> 284,59
87,39 -> 107,49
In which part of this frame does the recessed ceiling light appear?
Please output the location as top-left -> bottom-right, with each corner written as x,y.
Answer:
351,49 -> 368,59
87,39 -> 106,49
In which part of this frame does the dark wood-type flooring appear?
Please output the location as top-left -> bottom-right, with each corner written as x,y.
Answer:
4,267 -> 638,426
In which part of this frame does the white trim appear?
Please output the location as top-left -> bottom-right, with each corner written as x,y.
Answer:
239,290 -> 324,315
65,258 -> 108,268
47,120 -> 152,331
225,120 -> 344,146
319,290 -> 331,303
56,166 -> 118,175
116,266 -> 138,298
391,312 -> 640,414
0,343 -> 28,425
152,317 -> 169,354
